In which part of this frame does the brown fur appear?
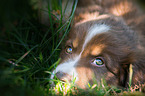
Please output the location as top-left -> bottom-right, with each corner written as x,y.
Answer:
55,0 -> 145,89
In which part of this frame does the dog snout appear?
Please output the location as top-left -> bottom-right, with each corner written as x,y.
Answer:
55,71 -> 72,82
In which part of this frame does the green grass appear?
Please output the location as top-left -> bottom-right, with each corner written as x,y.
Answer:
0,0 -> 145,95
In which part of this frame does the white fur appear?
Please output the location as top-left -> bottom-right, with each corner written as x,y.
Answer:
50,55 -> 80,81
83,24 -> 110,49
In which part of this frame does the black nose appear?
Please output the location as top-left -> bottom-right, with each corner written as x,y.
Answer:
55,71 -> 72,82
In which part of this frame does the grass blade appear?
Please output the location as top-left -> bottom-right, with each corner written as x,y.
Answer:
15,45 -> 38,65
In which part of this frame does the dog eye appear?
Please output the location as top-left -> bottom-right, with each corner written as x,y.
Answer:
66,46 -> 72,54
92,58 -> 104,67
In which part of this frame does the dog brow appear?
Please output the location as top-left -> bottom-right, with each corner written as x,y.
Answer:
82,24 -> 110,53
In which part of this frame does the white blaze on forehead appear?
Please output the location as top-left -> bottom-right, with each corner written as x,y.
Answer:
82,24 -> 110,50
50,24 -> 110,82
50,55 -> 80,81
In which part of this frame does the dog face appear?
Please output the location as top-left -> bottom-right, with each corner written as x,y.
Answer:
50,15 -> 142,88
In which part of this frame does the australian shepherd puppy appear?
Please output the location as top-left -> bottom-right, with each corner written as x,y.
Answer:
50,0 -> 145,89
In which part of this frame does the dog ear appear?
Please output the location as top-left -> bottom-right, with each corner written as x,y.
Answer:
118,54 -> 134,88
118,51 -> 145,88
118,62 -> 130,87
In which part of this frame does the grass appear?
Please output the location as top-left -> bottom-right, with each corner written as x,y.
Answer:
0,0 -> 145,95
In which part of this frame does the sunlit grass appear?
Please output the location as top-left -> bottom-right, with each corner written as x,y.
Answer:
51,79 -> 76,95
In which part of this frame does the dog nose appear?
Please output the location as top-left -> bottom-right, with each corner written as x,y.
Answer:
55,71 -> 72,82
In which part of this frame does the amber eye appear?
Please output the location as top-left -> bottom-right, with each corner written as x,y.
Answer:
92,58 -> 104,67
66,46 -> 72,54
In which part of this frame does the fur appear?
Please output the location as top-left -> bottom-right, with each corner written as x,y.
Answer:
50,0 -> 145,89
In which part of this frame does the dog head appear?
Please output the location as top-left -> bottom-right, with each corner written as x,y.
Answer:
50,15 -> 145,89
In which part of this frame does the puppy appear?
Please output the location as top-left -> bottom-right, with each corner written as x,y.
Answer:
50,0 -> 145,89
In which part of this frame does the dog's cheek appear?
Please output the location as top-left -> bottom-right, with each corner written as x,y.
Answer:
105,71 -> 118,86
75,66 -> 94,89
93,67 -> 118,85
